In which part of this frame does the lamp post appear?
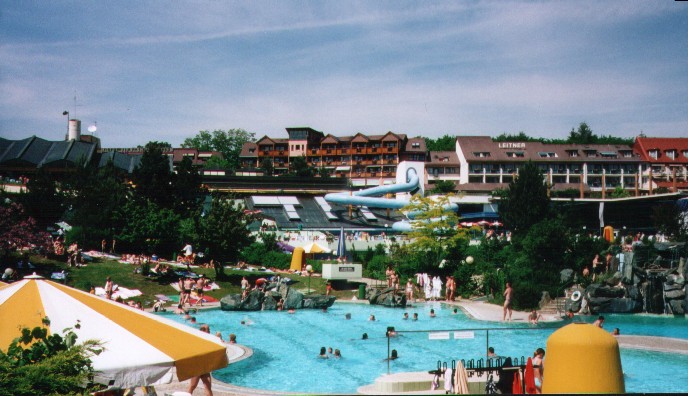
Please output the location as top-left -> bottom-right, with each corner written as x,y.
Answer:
306,264 -> 313,294
62,110 -> 69,138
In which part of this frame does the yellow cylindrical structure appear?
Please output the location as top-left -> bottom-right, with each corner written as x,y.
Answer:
543,323 -> 624,394
290,247 -> 305,271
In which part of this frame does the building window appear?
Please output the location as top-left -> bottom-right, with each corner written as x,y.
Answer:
567,150 -> 579,157
473,152 -> 491,158
666,150 -> 677,160
649,149 -> 659,159
507,151 -> 524,158
248,148 -> 255,153
411,142 -> 421,149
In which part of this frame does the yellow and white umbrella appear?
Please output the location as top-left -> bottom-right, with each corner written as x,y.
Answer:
0,275 -> 228,388
302,241 -> 331,254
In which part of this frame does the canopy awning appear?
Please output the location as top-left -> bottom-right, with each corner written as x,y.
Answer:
335,166 -> 351,171
0,277 -> 228,388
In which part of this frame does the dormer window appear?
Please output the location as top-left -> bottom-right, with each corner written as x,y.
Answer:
567,150 -> 579,157
411,142 -> 421,148
620,150 -> 632,158
538,152 -> 556,158
248,148 -> 255,154
584,150 -> 597,158
506,151 -> 524,158
473,152 -> 491,158
648,149 -> 659,159
666,150 -> 677,160
600,152 -> 617,158
683,150 -> 688,159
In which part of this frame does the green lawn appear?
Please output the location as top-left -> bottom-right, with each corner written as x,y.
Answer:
10,254 -> 361,308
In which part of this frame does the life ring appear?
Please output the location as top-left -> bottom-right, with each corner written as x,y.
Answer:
571,290 -> 582,302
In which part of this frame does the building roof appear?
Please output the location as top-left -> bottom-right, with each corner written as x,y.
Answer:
456,136 -> 641,163
0,136 -> 97,169
405,137 -> 426,152
634,137 -> 688,164
426,151 -> 459,165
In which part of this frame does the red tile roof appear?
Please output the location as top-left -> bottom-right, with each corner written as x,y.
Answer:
634,137 -> 688,164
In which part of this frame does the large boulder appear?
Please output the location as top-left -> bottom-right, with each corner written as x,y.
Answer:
262,291 -> 281,310
241,289 -> 265,311
302,295 -> 336,309
588,297 -> 642,314
665,289 -> 686,300
560,269 -> 575,284
586,284 -> 625,299
220,294 -> 243,311
283,287 -> 304,310
668,299 -> 686,315
367,286 -> 406,307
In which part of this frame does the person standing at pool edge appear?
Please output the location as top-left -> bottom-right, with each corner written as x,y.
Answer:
188,324 -> 214,396
503,282 -> 513,321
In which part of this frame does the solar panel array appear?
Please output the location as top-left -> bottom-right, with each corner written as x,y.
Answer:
315,197 -> 338,220
360,206 -> 378,221
252,196 -> 302,220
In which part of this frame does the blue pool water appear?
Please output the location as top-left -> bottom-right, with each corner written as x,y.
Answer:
160,302 -> 688,393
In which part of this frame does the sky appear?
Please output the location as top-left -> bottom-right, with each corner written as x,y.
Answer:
1,1 -> 687,148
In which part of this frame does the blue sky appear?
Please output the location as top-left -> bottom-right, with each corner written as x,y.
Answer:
1,1 -> 687,148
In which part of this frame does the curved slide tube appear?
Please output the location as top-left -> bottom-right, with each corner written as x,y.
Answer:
324,168 -> 457,231
324,168 -> 420,209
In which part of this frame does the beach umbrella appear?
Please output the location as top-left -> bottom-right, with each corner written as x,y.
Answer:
477,220 -> 490,227
0,275 -> 228,388
302,241 -> 331,254
453,360 -> 470,394
336,227 -> 346,259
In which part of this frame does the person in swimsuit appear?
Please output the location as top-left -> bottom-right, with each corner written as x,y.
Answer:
405,279 -> 415,302
195,275 -> 207,306
503,282 -> 513,321
532,347 -> 545,393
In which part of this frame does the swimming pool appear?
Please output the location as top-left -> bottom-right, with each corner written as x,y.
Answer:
160,302 -> 688,393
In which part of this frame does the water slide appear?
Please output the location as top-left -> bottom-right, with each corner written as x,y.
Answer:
324,164 -> 457,231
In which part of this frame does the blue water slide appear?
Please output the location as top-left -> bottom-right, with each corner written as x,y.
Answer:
325,168 -> 458,231
324,168 -> 420,209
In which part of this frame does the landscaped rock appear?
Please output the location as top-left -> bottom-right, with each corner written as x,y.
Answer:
241,289 -> 265,310
262,291 -> 281,310
665,289 -> 686,300
367,286 -> 406,307
302,295 -> 336,309
588,297 -> 641,314
560,269 -> 575,284
283,287 -> 304,310
668,299 -> 686,315
220,294 -> 243,311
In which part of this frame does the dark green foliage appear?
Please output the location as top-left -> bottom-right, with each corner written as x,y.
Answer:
652,203 -> 686,241
131,141 -> 175,209
19,168 -> 64,228
240,233 -> 289,269
424,134 -> 456,151
0,320 -> 102,396
260,158 -> 274,176
499,161 -> 550,237
61,160 -> 129,246
492,123 -> 632,145
181,129 -> 256,172
116,199 -> 181,254
197,194 -> 256,276
173,156 -> 203,214
429,180 -> 456,194
493,132 -> 542,142
289,156 -> 314,177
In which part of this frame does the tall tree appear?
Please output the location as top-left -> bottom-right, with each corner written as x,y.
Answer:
60,160 -> 129,246
289,156 -> 314,177
425,134 -> 456,151
181,129 -> 256,171
498,161 -> 550,237
260,158 -> 274,176
20,168 -> 64,228
172,156 -> 202,215
567,122 -> 596,144
131,141 -> 174,209
196,194 -> 256,277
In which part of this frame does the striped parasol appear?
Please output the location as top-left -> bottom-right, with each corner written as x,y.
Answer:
0,275 -> 228,388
